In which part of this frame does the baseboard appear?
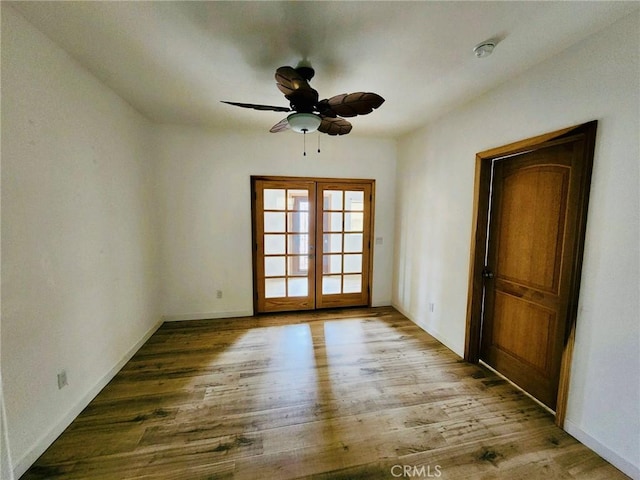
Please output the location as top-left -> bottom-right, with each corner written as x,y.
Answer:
162,310 -> 254,322
564,420 -> 640,479
371,300 -> 392,308
390,302 -> 410,319
391,302 -> 462,358
13,318 -> 163,479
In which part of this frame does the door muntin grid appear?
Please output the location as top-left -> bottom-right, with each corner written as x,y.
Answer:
263,188 -> 311,298
321,189 -> 365,295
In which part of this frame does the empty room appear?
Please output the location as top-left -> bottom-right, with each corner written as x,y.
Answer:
1,2 -> 638,479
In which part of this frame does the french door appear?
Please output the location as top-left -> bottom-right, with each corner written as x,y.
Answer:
252,176 -> 374,313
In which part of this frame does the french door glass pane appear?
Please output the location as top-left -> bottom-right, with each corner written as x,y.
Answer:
323,254 -> 342,274
288,256 -> 309,276
264,189 -> 286,210
288,212 -> 309,232
323,233 -> 342,253
324,190 -> 343,210
322,275 -> 342,294
264,212 -> 286,232
344,274 -> 362,293
345,191 -> 364,210
343,254 -> 362,273
288,278 -> 308,297
345,212 -> 364,231
288,234 -> 308,254
265,256 -> 286,276
288,190 -> 309,210
344,233 -> 363,252
265,278 -> 286,298
264,234 -> 286,254
324,212 -> 343,232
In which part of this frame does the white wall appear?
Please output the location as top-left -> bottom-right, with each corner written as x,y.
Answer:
0,9 -> 12,475
1,6 -> 161,476
394,12 -> 640,478
3,2 -> 636,478
1,375 -> 14,480
156,126 -> 396,320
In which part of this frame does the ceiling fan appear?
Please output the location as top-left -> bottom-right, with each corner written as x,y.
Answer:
222,65 -> 384,136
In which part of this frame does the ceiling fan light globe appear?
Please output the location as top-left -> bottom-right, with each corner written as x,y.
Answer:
287,113 -> 321,133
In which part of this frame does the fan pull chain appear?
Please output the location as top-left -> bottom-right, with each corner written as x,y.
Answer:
300,131 -> 320,156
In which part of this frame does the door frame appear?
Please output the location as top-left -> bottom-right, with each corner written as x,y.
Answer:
251,175 -> 376,313
464,121 -> 597,426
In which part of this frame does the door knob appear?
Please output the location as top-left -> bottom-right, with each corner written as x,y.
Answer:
482,267 -> 494,279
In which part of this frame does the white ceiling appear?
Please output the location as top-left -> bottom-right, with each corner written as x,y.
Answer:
9,1 -> 639,138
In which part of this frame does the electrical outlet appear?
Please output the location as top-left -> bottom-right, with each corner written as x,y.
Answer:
57,370 -> 68,389
216,290 -> 223,299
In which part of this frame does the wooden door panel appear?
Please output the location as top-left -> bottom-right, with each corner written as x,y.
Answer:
494,279 -> 560,311
497,166 -> 569,292
489,290 -> 558,407
489,346 -> 556,408
491,292 -> 556,374
481,140 -> 582,410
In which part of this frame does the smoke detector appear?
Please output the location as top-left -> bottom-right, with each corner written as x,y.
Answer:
473,40 -> 496,58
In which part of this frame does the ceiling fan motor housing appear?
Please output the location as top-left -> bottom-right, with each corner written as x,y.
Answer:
295,66 -> 315,81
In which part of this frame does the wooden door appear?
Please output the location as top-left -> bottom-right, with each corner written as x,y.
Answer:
253,177 -> 373,313
480,136 -> 591,410
253,179 -> 316,312
316,182 -> 373,309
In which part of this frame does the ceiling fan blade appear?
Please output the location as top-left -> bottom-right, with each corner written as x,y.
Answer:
275,66 -> 319,112
318,117 -> 352,136
221,101 -> 291,112
275,66 -> 311,96
269,117 -> 291,133
323,92 -> 385,118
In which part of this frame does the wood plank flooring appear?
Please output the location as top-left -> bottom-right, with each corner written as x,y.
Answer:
22,307 -> 628,479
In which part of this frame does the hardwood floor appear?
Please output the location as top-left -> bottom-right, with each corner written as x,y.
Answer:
22,307 -> 628,479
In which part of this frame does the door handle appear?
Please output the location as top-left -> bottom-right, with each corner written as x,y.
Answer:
482,267 -> 494,279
